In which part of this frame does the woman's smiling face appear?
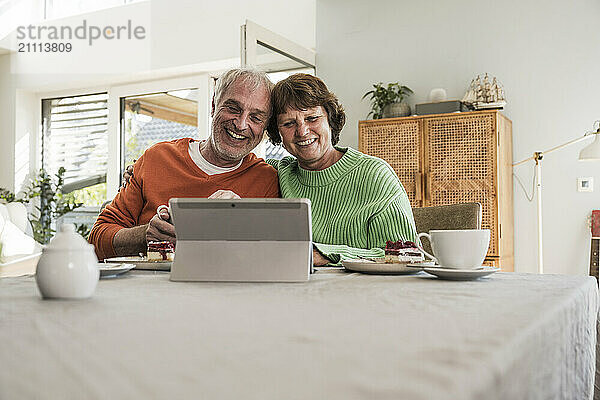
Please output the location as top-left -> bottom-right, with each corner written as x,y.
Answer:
277,105 -> 338,170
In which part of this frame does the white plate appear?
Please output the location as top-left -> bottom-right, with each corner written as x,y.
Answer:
98,263 -> 136,278
342,259 -> 435,275
422,266 -> 500,280
104,256 -> 172,271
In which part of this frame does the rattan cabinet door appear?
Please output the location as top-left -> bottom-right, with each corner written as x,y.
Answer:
359,119 -> 422,207
423,113 -> 499,256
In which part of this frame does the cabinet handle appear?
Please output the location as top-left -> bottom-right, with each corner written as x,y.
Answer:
415,172 -> 422,201
426,173 -> 432,201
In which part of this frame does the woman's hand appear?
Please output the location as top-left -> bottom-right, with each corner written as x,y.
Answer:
120,164 -> 135,190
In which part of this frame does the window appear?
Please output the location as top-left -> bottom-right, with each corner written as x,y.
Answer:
121,89 -> 199,170
41,92 -> 108,207
264,141 -> 291,161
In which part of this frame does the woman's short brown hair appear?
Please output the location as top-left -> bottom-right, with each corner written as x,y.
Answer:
267,74 -> 346,146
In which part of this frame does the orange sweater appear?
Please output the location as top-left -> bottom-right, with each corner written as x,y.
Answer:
89,138 -> 280,259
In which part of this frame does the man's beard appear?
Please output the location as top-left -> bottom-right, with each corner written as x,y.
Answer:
210,120 -> 254,162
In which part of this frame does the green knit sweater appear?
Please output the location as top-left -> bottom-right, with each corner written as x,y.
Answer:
268,147 -> 418,265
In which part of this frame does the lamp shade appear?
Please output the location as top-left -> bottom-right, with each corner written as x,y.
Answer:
579,133 -> 600,161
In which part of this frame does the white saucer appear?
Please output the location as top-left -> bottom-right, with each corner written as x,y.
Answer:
422,266 -> 500,280
342,259 -> 435,275
104,256 -> 171,271
98,263 -> 136,278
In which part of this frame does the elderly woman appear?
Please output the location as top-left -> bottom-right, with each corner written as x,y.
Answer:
267,73 -> 418,266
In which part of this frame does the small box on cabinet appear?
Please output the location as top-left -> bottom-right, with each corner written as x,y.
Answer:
415,100 -> 471,115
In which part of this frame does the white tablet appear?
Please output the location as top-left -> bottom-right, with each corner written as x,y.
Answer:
169,198 -> 312,282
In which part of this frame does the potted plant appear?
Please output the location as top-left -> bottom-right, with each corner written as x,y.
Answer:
362,82 -> 414,119
0,167 -> 88,243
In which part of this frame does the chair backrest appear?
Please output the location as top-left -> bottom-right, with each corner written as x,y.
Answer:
413,203 -> 482,254
0,202 -> 29,234
0,202 -> 42,257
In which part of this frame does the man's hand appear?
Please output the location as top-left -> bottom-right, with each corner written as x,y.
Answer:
313,248 -> 331,267
146,210 -> 176,243
112,209 -> 175,256
208,190 -> 241,199
112,224 -> 148,256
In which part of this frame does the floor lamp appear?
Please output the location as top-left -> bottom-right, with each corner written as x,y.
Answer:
513,123 -> 600,274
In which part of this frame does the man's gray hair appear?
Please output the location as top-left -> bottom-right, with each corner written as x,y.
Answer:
213,68 -> 274,107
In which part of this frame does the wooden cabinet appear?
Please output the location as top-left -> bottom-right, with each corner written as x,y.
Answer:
359,111 -> 514,271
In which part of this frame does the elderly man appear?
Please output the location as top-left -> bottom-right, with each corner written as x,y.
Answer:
89,68 -> 279,260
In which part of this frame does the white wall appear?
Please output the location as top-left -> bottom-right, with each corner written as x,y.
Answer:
0,0 -> 316,192
14,89 -> 37,192
150,0 -> 315,69
0,55 -> 16,190
0,0 -> 44,45
317,0 -> 600,275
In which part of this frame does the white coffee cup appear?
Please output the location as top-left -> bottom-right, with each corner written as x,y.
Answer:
417,229 -> 490,269
156,204 -> 172,223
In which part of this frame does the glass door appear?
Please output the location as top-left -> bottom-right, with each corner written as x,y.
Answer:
241,20 -> 315,72
241,20 -> 315,159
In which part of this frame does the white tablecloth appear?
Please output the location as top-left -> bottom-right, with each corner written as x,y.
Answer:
0,270 -> 597,400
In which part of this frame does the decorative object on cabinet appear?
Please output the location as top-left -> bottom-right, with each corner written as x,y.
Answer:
358,110 -> 514,271
513,121 -> 600,274
362,82 -> 413,119
462,73 -> 506,110
428,88 -> 447,102
415,100 -> 471,116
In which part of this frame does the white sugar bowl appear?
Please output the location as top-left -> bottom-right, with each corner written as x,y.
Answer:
36,224 -> 99,299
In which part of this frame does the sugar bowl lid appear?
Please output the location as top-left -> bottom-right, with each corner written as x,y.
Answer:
45,223 -> 93,251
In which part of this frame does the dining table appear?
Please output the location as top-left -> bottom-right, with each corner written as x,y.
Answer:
0,268 -> 598,400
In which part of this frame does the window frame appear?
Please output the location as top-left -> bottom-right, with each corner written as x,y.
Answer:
35,73 -> 213,202
109,75 -> 212,197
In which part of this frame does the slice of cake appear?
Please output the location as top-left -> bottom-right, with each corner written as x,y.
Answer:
384,240 -> 424,263
147,241 -> 175,262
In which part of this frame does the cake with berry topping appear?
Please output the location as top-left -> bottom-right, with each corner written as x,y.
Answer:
147,241 -> 175,262
384,240 -> 424,263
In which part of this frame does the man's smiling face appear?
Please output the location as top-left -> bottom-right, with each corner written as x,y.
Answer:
209,78 -> 271,165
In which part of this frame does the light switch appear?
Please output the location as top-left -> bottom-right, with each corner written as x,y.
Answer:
578,177 -> 594,192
